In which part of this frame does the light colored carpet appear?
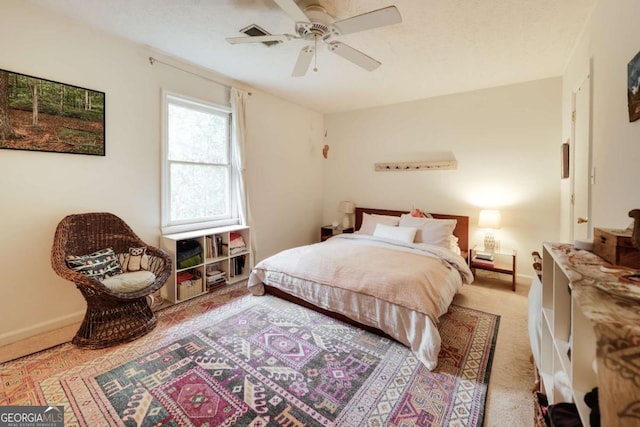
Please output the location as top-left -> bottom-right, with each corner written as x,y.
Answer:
455,273 -> 535,427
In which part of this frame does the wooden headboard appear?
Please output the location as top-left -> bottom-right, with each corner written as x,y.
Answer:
354,207 -> 469,255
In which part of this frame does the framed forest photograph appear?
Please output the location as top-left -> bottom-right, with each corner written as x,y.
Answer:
0,68 -> 105,156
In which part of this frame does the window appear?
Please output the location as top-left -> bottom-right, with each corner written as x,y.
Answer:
162,92 -> 236,233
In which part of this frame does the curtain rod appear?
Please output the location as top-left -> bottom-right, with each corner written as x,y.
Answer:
148,56 -> 251,95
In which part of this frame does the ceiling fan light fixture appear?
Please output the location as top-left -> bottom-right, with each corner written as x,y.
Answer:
303,5 -> 333,26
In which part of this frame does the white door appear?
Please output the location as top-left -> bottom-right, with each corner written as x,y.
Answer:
572,74 -> 591,241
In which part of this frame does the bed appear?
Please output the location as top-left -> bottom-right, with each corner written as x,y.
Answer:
247,207 -> 474,370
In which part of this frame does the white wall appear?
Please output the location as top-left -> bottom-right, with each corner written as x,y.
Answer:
0,0 -> 323,346
244,91 -> 325,259
323,78 -> 563,277
561,0 -> 640,239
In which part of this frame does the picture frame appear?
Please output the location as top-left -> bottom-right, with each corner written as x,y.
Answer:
561,141 -> 570,179
0,68 -> 105,155
628,50 -> 640,123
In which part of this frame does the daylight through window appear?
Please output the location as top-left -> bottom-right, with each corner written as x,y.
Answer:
163,92 -> 235,232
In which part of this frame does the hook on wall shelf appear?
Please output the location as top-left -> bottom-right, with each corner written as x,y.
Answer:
374,160 -> 457,172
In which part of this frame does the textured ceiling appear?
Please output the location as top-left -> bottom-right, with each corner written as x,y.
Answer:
29,0 -> 596,113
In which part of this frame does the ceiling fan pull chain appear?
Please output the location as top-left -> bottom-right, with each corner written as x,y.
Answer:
313,35 -> 318,72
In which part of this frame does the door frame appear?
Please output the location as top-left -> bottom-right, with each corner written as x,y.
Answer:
570,63 -> 593,242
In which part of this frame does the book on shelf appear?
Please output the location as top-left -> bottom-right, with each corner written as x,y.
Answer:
207,277 -> 227,292
206,273 -> 226,283
205,236 -> 212,258
475,251 -> 494,261
216,235 -> 224,256
208,275 -> 226,284
229,255 -> 246,278
205,263 -> 223,274
205,235 -> 226,258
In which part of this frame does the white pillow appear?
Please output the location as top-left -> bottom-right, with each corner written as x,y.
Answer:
357,213 -> 400,235
448,235 -> 461,255
373,223 -> 418,243
398,216 -> 457,247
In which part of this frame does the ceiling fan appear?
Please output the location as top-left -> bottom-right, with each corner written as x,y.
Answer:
226,0 -> 402,77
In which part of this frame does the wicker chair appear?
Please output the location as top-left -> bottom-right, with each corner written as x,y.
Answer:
51,212 -> 171,349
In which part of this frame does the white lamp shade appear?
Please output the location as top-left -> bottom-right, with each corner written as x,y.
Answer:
478,210 -> 501,229
338,201 -> 355,214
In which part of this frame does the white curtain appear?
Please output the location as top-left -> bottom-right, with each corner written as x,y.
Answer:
230,88 -> 256,256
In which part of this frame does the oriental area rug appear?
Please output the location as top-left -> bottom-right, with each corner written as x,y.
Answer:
0,285 -> 499,427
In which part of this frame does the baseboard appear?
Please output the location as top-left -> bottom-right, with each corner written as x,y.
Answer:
0,310 -> 84,359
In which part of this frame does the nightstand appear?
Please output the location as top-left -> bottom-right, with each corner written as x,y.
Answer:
321,225 -> 354,241
469,247 -> 517,291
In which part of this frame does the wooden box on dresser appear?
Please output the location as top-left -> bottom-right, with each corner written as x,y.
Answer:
541,242 -> 640,427
161,225 -> 251,304
593,227 -> 640,269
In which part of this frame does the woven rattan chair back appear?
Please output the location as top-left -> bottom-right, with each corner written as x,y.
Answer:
51,212 -> 171,349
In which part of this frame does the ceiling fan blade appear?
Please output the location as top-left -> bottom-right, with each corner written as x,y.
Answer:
272,0 -> 309,23
226,34 -> 293,44
328,42 -> 381,71
333,6 -> 402,35
292,45 -> 314,77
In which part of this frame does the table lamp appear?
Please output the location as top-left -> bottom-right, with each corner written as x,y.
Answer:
339,201 -> 355,229
478,209 -> 501,252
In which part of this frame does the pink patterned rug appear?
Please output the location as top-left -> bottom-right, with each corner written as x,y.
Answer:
0,285 -> 499,426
